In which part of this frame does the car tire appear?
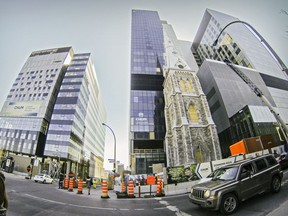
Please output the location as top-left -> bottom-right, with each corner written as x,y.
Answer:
43,180 -> 46,184
271,176 -> 281,193
34,180 -> 38,182
220,193 -> 238,215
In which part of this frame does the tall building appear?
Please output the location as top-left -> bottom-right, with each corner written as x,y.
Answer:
130,10 -> 222,173
192,9 -> 288,156
162,22 -> 222,167
0,47 -> 106,178
130,10 -> 166,174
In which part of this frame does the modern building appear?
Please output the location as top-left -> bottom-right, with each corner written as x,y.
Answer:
130,10 -> 166,174
162,22 -> 222,167
0,47 -> 106,178
192,9 -> 288,156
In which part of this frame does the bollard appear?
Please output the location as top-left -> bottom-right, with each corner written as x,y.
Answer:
77,179 -> 83,194
64,178 -> 69,189
101,181 -> 110,199
156,179 -> 164,197
128,181 -> 135,198
68,178 -> 73,192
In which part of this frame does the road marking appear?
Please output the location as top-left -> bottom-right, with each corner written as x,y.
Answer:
25,194 -> 66,205
135,209 -> 145,210
119,209 -> 129,211
157,197 -> 192,216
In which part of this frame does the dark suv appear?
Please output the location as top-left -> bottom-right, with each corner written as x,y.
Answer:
189,154 -> 283,215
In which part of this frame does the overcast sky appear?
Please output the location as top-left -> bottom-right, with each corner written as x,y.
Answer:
0,0 -> 287,170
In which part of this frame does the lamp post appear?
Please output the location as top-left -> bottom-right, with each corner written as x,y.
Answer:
102,123 -> 116,175
212,20 -> 288,76
213,21 -> 288,148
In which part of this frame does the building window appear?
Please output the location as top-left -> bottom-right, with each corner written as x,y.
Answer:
179,79 -> 186,92
188,104 -> 199,122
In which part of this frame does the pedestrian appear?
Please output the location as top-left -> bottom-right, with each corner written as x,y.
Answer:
0,171 -> 8,216
59,173 -> 64,189
86,176 -> 93,195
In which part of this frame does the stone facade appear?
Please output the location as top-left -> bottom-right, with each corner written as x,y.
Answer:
162,25 -> 222,167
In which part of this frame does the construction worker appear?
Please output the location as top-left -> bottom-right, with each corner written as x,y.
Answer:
0,171 -> 8,215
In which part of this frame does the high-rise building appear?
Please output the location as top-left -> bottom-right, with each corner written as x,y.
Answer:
192,9 -> 288,156
130,10 -> 166,174
0,47 -> 106,178
162,22 -> 222,167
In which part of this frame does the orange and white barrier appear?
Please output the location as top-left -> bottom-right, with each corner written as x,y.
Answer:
77,179 -> 83,194
121,181 -> 126,193
101,180 -> 109,198
68,178 -> 73,192
128,180 -> 135,198
64,177 -> 69,189
156,179 -> 164,197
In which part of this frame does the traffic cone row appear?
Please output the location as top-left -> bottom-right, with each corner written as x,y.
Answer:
156,179 -> 164,197
101,180 -> 110,199
128,181 -> 135,198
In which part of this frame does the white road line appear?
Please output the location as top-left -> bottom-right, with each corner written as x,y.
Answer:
135,209 -> 145,211
25,194 -> 66,205
119,209 -> 129,211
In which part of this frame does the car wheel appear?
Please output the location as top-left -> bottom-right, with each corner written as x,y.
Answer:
220,193 -> 238,215
271,176 -> 281,193
43,180 -> 46,184
34,180 -> 38,182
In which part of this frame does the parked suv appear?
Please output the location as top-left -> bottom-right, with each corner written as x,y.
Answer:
189,154 -> 283,215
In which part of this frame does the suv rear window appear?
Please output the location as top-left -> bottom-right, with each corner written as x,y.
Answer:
255,159 -> 268,171
266,155 -> 277,166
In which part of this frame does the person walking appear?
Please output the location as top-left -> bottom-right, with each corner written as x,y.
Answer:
0,171 -> 8,216
86,176 -> 93,195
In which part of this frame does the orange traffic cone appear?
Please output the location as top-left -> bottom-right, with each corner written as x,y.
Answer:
77,179 -> 83,194
121,181 -> 126,193
64,177 -> 69,189
68,178 -> 73,192
101,181 -> 110,199
156,179 -> 164,197
128,181 -> 135,198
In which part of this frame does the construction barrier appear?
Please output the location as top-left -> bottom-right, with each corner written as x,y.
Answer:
156,179 -> 164,197
68,178 -> 73,192
101,181 -> 110,199
121,181 -> 126,193
64,178 -> 69,189
77,179 -> 83,194
128,180 -> 135,198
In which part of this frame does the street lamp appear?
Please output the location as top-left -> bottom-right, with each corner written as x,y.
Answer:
212,20 -> 288,76
102,123 -> 116,175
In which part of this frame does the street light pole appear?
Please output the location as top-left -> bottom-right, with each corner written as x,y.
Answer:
212,20 -> 288,76
102,123 -> 116,175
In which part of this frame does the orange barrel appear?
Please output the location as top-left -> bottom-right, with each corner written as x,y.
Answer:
121,181 -> 126,193
68,178 -> 74,192
128,180 -> 135,198
156,179 -> 163,197
64,178 -> 69,189
77,179 -> 83,194
101,180 -> 110,199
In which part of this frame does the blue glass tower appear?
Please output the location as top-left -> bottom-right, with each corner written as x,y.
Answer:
130,10 -> 166,174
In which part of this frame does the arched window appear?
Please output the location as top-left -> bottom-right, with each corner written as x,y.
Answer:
189,104 -> 199,122
187,80 -> 193,93
179,79 -> 186,92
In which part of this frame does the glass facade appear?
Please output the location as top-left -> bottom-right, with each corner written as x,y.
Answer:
0,47 -> 106,177
0,47 -> 72,156
130,10 -> 166,174
193,9 -> 288,156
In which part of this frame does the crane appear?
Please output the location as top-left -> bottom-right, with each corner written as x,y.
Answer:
223,59 -> 288,148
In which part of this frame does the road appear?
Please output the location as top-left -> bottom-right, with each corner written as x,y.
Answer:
4,170 -> 288,216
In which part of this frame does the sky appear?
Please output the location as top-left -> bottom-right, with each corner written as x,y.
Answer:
0,0 -> 287,170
